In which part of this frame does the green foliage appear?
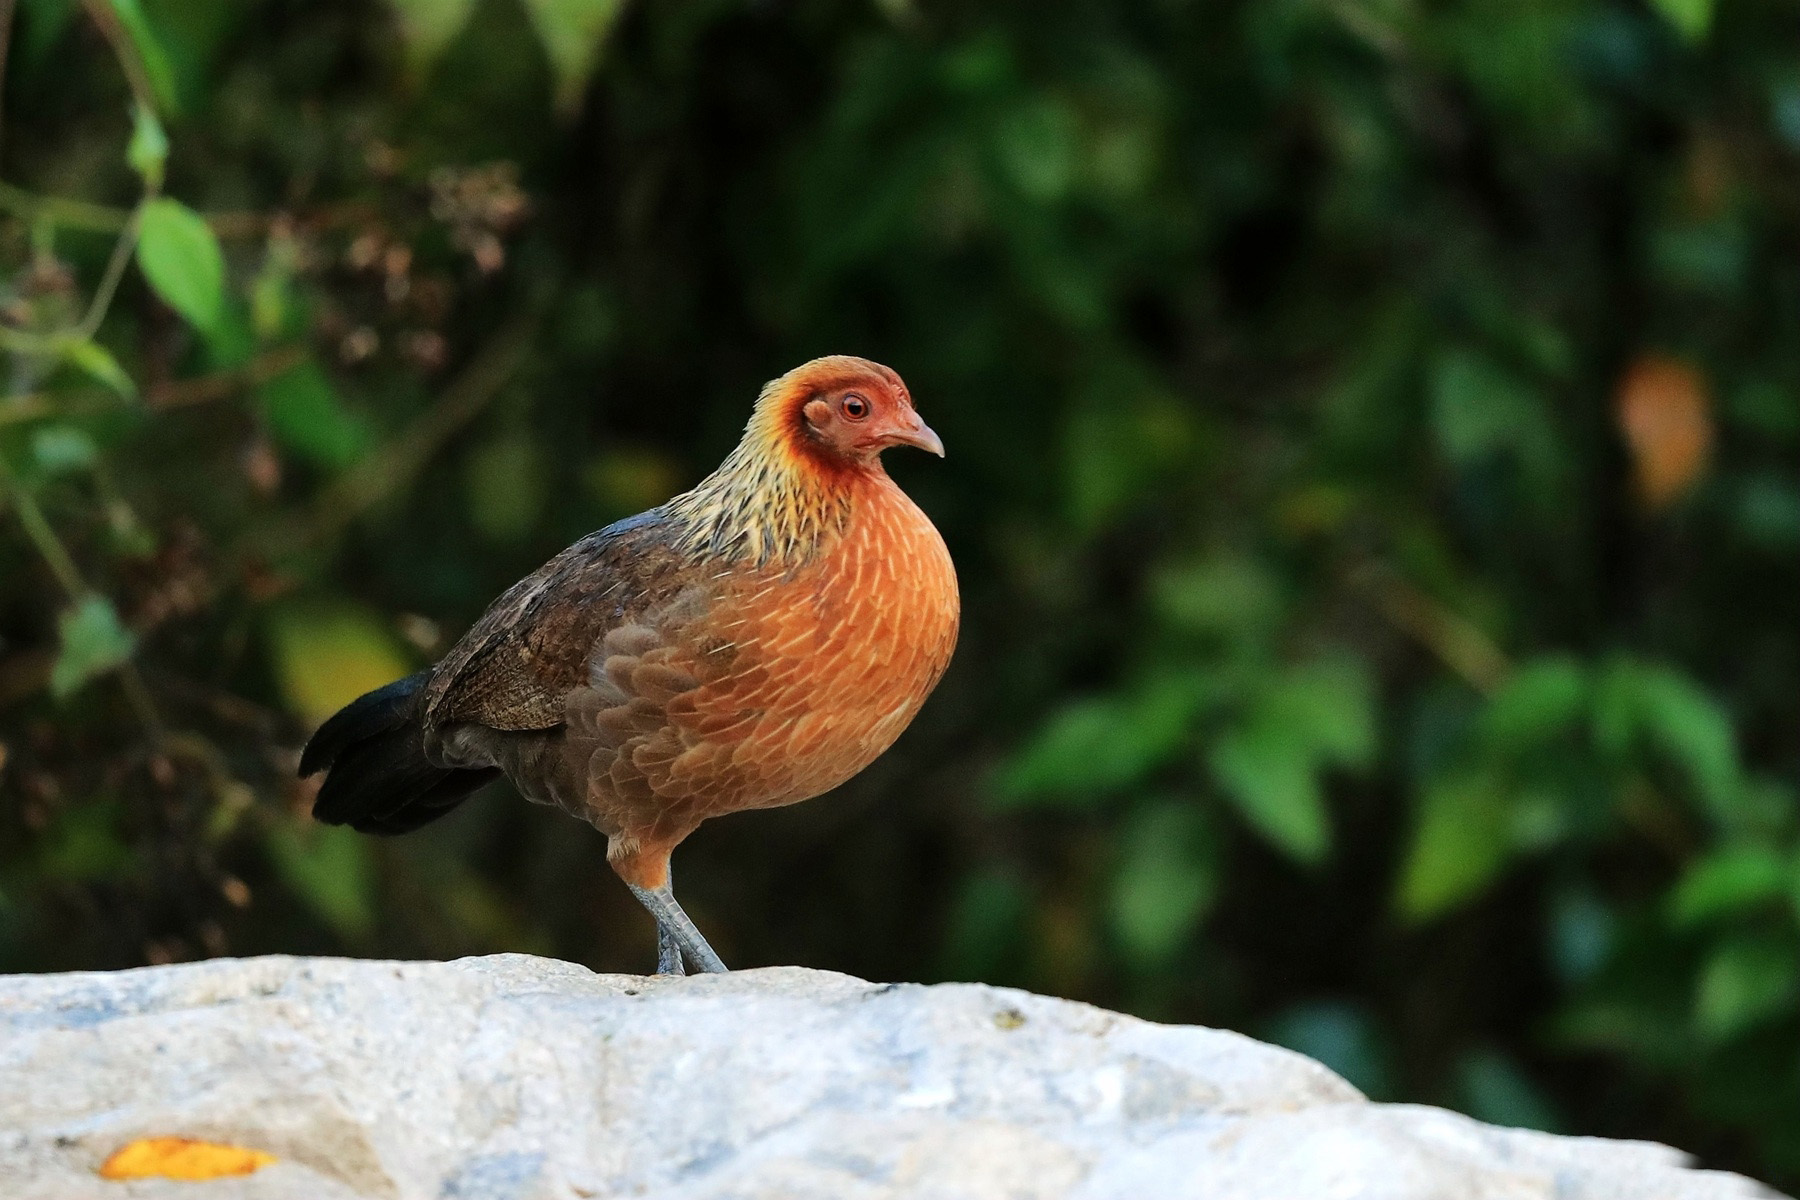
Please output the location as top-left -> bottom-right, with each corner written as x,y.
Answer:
50,596 -> 137,700
263,822 -> 375,939
1670,848 -> 1793,929
519,0 -> 626,113
1,0 -> 1796,1188
1108,800 -> 1216,966
996,673 -> 1217,808
1649,0 -> 1716,43
1695,937 -> 1799,1043
264,601 -> 411,725
1396,771 -> 1514,921
57,339 -> 136,399
136,199 -> 226,333
126,102 -> 168,189
259,361 -> 371,470
104,0 -> 178,111
386,0 -> 480,78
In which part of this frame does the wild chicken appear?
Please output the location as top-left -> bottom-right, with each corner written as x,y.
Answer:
298,356 -> 959,974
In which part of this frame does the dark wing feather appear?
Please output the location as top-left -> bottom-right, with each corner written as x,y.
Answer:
421,509 -> 693,737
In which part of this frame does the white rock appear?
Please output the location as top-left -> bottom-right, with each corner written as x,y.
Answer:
0,954 -> 1779,1200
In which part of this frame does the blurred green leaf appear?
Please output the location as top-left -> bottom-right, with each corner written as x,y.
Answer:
1263,655 -> 1378,770
520,0 -> 626,113
1204,656 -> 1374,862
1108,800 -> 1216,966
583,446 -> 682,517
258,360 -> 371,469
1649,0 -> 1713,42
387,0 -> 479,77
1595,658 -> 1743,827
36,800 -> 133,881
1152,555 -> 1284,644
104,0 -> 179,112
126,100 -> 168,187
1396,772 -> 1512,920
136,198 -> 226,332
249,238 -> 299,341
265,600 -> 412,725
1774,76 -> 1800,150
140,0 -> 239,109
1734,474 -> 1800,550
1671,847 -> 1793,928
31,425 -> 99,474
1482,656 -> 1589,751
994,94 -> 1080,202
997,673 -> 1216,808
1728,381 -> 1800,440
1651,220 -> 1747,294
1209,715 -> 1329,863
265,822 -> 375,938
1429,348 -> 1557,482
18,0 -> 79,64
1695,937 -> 1799,1042
57,338 -> 136,399
50,595 -> 137,699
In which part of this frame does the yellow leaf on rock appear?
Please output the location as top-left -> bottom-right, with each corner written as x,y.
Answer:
98,1136 -> 277,1181
1616,354 -> 1713,510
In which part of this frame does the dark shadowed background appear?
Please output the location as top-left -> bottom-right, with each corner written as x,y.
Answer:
2,0 -> 1797,1187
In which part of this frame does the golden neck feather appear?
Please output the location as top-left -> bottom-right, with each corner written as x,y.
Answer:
665,392 -> 868,567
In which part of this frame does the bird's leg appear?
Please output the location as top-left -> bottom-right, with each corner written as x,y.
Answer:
627,881 -> 728,974
656,922 -> 685,976
653,863 -> 685,975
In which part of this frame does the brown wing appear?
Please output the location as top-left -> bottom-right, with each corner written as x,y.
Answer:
420,510 -> 694,736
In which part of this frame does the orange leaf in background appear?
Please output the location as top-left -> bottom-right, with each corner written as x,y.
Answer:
98,1136 -> 278,1182
1616,354 -> 1714,510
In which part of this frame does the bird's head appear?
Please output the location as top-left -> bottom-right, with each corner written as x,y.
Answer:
672,356 -> 942,564
754,356 -> 943,473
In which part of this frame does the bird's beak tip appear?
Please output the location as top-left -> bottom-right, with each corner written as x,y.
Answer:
910,420 -> 945,458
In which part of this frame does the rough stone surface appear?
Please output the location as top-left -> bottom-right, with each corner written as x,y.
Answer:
0,954 -> 1780,1199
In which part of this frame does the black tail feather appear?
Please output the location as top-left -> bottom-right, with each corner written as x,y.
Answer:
300,670 -> 495,835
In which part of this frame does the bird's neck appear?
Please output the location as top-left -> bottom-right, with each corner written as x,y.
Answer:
667,435 -> 886,568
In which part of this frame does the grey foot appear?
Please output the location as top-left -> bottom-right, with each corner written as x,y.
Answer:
628,880 -> 727,974
656,923 -> 684,975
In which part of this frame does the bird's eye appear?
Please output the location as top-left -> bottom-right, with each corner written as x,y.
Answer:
841,394 -> 871,420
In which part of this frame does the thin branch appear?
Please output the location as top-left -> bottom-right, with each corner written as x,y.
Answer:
80,0 -> 159,118
0,455 -> 88,599
0,347 -> 308,425
0,181 -> 379,239
145,344 -> 307,410
0,181 -> 130,232
1356,566 -> 1510,694
0,322 -> 59,355
76,201 -> 147,338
